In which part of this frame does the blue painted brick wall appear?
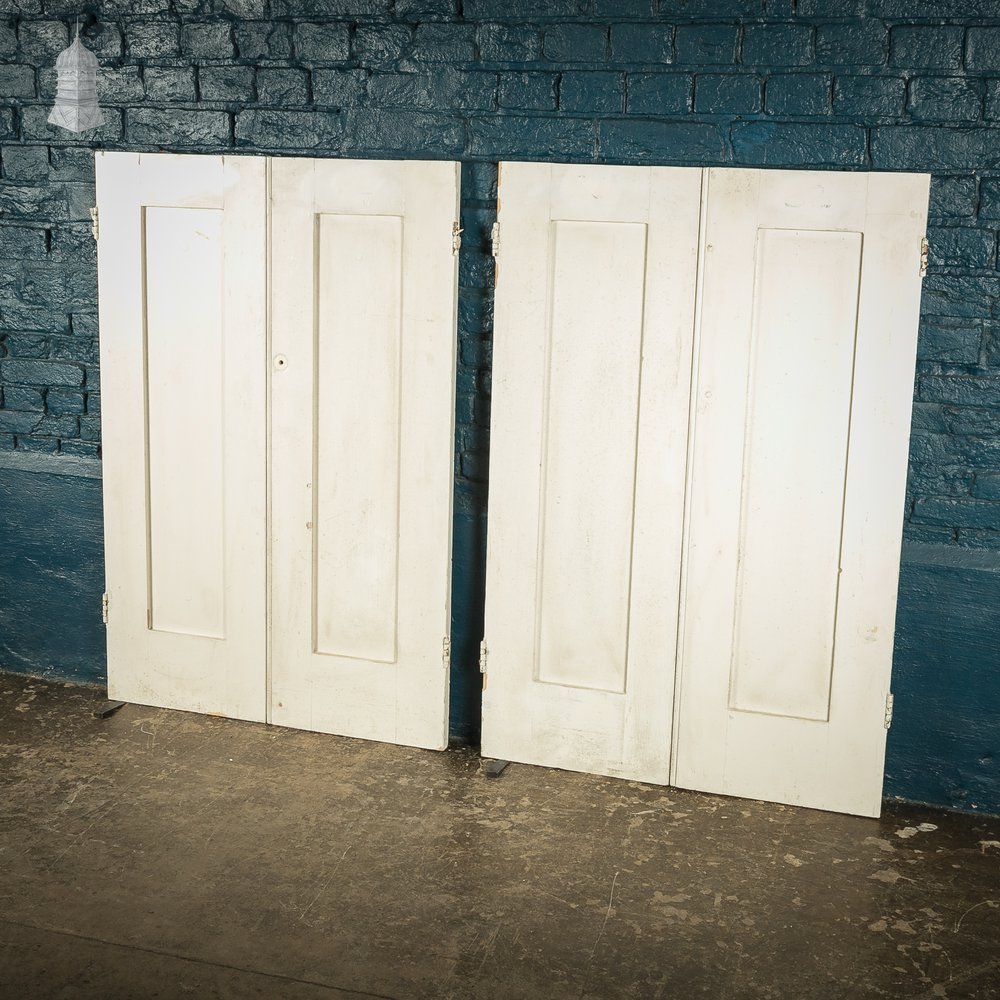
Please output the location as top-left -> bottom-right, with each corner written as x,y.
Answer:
1,1 -> 999,804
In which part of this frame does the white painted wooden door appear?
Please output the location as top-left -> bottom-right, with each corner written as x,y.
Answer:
481,162 -> 703,783
672,169 -> 928,817
269,158 -> 459,749
96,152 -> 267,720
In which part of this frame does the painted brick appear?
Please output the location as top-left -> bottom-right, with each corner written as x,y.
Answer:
973,473 -> 1000,500
908,78 -> 982,123
459,206 -> 492,246
833,76 -> 903,117
272,0 -> 390,13
0,63 -> 35,97
462,161 -> 497,204
99,66 -> 145,104
84,24 -> 124,58
71,314 -> 98,338
86,392 -> 100,416
411,24 -> 477,62
78,415 -> 101,440
600,119 -> 726,163
914,499 -> 1000,531
965,27 -> 1000,73
890,26 -> 964,70
311,69 -> 367,107
3,387 -> 44,411
126,21 -> 181,60
765,74 -> 832,116
235,109 -> 341,149
0,184 -> 66,219
235,22 -> 293,61
543,25 -> 607,63
742,25 -> 812,67
609,24 -> 672,64
627,72 -> 691,114
0,225 -> 47,259
985,81 -> 1000,121
919,375 -> 1000,407
815,23 -> 886,66
58,439 -> 98,457
143,66 -> 196,103
45,388 -> 84,415
1,0 -> 41,12
368,70 -> 496,111
395,0 -> 458,18
468,114 -> 593,159
559,71 -> 624,114
0,410 -> 42,433
49,226 -> 96,266
464,0 -> 580,16
594,0 -> 654,16
343,109 -> 463,154
0,108 -> 14,139
921,274 -> 999,319
16,21 -> 67,60
928,174 -> 976,220
2,336 -> 50,360
695,73 -> 761,114
946,407 -> 1000,436
674,25 -> 738,65
128,108 -> 230,146
295,23 -> 351,63
353,25 -> 414,65
732,121 -> 865,166
871,127 -> 1000,172
983,323 -> 1000,364
498,72 -> 557,111
0,23 -> 16,58
477,24 -> 542,63
1,145 -> 47,180
1,359 -> 83,386
181,23 -> 235,60
48,148 -> 94,182
927,226 -> 995,270
916,320 -> 983,364
978,179 -> 1000,220
198,66 -> 254,104
256,68 -> 310,106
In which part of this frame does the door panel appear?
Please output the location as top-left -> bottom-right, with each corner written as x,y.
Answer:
96,152 -> 267,720
672,169 -> 929,816
481,162 -> 703,783
269,158 -> 459,749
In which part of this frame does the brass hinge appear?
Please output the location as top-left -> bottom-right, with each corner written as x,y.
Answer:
479,639 -> 489,674
490,221 -> 500,258
442,635 -> 452,668
90,206 -> 99,242
919,237 -> 929,278
101,591 -> 109,625
452,221 -> 462,256
884,692 -> 894,730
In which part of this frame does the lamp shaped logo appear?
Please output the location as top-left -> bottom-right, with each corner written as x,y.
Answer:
49,25 -> 104,134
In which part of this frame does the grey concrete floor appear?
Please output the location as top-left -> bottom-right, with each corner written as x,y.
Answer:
1,674 -> 998,1000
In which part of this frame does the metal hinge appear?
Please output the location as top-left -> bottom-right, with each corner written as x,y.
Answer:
884,692 -> 894,730
919,237 -> 929,278
90,206 -> 99,242
101,591 -> 109,625
490,221 -> 500,258
479,639 -> 489,674
442,635 -> 451,667
452,222 -> 462,256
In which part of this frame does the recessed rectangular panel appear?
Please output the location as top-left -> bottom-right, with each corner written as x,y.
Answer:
536,220 -> 648,693
144,207 -> 226,639
313,213 -> 402,663
730,228 -> 862,720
